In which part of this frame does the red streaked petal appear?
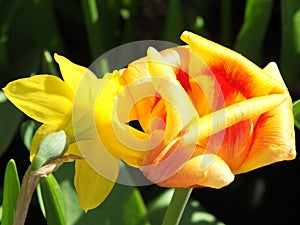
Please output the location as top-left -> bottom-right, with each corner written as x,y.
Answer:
180,31 -> 285,97
197,94 -> 287,141
213,119 -> 254,171
234,95 -> 296,174
156,154 -> 234,189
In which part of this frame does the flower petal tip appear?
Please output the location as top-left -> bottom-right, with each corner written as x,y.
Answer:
180,30 -> 190,40
53,53 -> 64,63
287,146 -> 297,160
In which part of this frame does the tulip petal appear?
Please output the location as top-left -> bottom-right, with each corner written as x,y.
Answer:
197,94 -> 287,141
197,119 -> 254,171
54,54 -> 97,94
157,154 -> 234,189
234,101 -> 296,173
180,31 -> 285,97
234,65 -> 296,174
263,62 -> 287,89
147,47 -> 199,144
120,62 -> 163,133
3,75 -> 73,124
74,158 -> 117,211
95,71 -> 148,166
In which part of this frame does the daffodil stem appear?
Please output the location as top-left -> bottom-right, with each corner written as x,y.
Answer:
13,156 -> 75,225
13,166 -> 40,225
161,188 -> 193,225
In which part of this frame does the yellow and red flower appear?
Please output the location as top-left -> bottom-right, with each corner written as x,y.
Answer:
103,31 -> 296,188
3,31 -> 296,211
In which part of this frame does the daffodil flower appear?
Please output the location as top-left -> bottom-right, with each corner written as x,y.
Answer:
3,54 -> 116,211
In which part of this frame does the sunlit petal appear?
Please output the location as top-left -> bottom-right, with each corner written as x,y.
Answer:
180,31 -> 285,97
3,75 -> 73,124
234,65 -> 296,174
54,53 -> 97,94
157,154 -> 234,189
263,62 -> 288,90
197,94 -> 287,141
147,47 -> 199,144
74,159 -> 118,211
95,71 -> 148,166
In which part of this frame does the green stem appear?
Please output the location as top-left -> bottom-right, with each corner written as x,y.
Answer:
161,188 -> 193,225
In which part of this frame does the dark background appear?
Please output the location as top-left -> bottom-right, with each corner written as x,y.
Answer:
0,0 -> 299,224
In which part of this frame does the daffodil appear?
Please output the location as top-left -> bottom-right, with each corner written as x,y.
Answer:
3,54 -> 116,211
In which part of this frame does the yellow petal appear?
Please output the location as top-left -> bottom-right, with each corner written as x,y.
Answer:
120,62 -> 158,132
30,123 -> 64,162
73,71 -> 148,166
147,47 -> 199,144
180,31 -> 285,97
234,98 -> 296,173
197,94 -> 287,142
156,154 -> 234,189
64,142 -> 82,162
3,75 -> 73,124
74,159 -> 117,211
263,62 -> 288,90
54,53 -> 97,94
234,65 -> 296,174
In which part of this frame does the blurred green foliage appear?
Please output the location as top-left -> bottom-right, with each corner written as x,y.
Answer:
0,0 -> 299,225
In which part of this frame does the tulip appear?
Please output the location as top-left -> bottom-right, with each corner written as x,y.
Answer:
108,31 -> 296,188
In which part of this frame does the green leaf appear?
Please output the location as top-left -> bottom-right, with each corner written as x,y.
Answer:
293,99 -> 300,130
0,0 -> 26,73
0,91 -> 7,103
25,0 -> 64,51
148,189 -> 225,225
39,174 -> 67,225
163,0 -> 184,43
53,163 -> 150,225
234,0 -> 273,63
1,159 -> 20,225
81,0 -> 122,58
0,205 -> 3,222
0,100 -> 23,158
280,0 -> 300,88
31,130 -> 67,171
36,183 -> 46,217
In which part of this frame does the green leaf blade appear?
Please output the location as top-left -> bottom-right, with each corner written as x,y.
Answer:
1,159 -> 20,225
163,0 -> 185,43
293,99 -> 300,130
280,0 -> 300,89
234,0 -> 273,63
53,163 -> 150,225
0,98 -> 23,158
39,174 -> 67,225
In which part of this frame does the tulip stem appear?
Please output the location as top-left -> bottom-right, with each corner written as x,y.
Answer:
161,188 -> 193,225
